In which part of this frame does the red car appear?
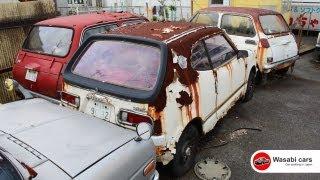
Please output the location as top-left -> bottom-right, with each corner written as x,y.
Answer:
12,12 -> 146,100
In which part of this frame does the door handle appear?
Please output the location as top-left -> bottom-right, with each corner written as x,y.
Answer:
245,39 -> 257,45
282,41 -> 290,45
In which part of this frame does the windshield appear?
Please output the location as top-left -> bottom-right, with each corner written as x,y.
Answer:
0,153 -> 22,180
73,41 -> 161,91
259,15 -> 289,35
23,26 -> 73,57
191,12 -> 219,26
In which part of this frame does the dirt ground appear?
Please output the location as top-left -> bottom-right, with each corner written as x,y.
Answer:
159,51 -> 320,180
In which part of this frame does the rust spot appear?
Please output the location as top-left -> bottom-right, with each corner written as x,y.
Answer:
186,105 -> 192,120
153,118 -> 163,135
191,83 -> 200,117
148,107 -> 163,135
257,46 -> 266,71
176,91 -> 193,105
151,34 -> 163,38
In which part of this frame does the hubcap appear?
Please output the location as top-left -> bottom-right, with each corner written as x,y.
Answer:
183,145 -> 192,162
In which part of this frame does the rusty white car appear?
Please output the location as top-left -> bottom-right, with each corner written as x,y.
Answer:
191,7 -> 299,83
61,22 -> 256,176
0,80 -> 159,180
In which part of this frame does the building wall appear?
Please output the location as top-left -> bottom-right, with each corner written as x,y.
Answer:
230,0 -> 292,22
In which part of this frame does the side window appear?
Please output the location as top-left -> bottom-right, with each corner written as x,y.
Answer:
190,42 -> 211,71
121,20 -> 145,27
0,154 -> 22,180
204,35 -> 236,68
82,24 -> 118,43
191,13 -> 219,26
221,14 -> 256,37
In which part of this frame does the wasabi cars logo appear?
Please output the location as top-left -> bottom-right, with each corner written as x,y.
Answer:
252,152 -> 271,171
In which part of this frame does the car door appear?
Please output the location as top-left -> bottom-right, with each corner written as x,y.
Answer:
259,14 -> 298,62
203,34 -> 244,119
190,41 -> 217,121
220,13 -> 259,57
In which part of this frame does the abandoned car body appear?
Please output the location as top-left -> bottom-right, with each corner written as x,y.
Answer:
62,22 -> 256,176
0,97 -> 158,180
12,12 -> 146,100
191,7 -> 299,81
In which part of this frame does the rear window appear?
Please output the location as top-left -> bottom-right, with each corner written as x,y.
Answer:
259,15 -> 289,35
23,26 -> 73,57
221,14 -> 256,37
191,12 -> 219,26
73,41 -> 161,91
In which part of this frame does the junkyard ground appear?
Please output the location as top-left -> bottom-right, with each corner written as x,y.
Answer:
159,51 -> 320,180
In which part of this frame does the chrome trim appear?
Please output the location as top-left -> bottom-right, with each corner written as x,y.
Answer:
27,90 -> 60,105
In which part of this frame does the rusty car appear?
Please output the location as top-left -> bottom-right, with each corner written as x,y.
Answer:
12,11 -> 146,100
191,7 -> 299,83
0,79 -> 159,180
60,21 -> 256,176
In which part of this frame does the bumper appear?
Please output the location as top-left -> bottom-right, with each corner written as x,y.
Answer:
152,170 -> 160,180
263,55 -> 299,73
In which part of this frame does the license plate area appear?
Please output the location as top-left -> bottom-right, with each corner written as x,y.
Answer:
25,69 -> 38,82
89,101 -> 113,121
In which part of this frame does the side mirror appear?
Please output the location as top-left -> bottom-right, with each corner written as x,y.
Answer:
135,122 -> 153,141
237,50 -> 249,59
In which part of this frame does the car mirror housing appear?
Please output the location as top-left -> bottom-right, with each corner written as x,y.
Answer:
135,122 -> 153,141
237,50 -> 249,59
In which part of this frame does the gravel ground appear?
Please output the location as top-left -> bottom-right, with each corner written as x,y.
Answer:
159,51 -> 320,180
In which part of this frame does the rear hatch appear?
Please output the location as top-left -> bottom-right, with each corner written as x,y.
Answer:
63,35 -> 167,128
259,14 -> 298,63
12,26 -> 74,98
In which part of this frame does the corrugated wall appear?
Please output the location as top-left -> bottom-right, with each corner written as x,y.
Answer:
0,0 -> 56,104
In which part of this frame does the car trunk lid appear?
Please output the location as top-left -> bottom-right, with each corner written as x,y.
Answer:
0,98 -> 137,178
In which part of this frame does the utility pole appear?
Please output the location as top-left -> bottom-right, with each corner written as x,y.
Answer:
191,0 -> 193,16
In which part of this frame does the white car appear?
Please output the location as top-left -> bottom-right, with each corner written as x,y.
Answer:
191,6 -> 299,82
61,21 -> 256,176
0,84 -> 159,180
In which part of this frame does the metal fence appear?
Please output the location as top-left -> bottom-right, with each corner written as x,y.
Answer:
57,5 -> 192,21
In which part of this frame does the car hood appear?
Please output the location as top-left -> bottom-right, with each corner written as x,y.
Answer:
0,98 -> 137,178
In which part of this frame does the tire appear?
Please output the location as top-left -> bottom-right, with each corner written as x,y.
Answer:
255,71 -> 263,85
169,125 -> 200,177
243,71 -> 255,103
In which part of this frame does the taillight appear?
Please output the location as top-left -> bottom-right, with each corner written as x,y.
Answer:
259,38 -> 270,48
119,111 -> 152,125
61,91 -> 80,108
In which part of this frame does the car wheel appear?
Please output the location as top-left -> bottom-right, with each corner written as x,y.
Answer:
169,125 -> 200,177
243,71 -> 255,103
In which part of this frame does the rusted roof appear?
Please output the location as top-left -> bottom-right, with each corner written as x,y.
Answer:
109,21 -> 222,56
200,6 -> 280,19
36,12 -> 142,28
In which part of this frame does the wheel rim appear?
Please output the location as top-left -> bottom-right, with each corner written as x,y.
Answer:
181,143 -> 193,163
